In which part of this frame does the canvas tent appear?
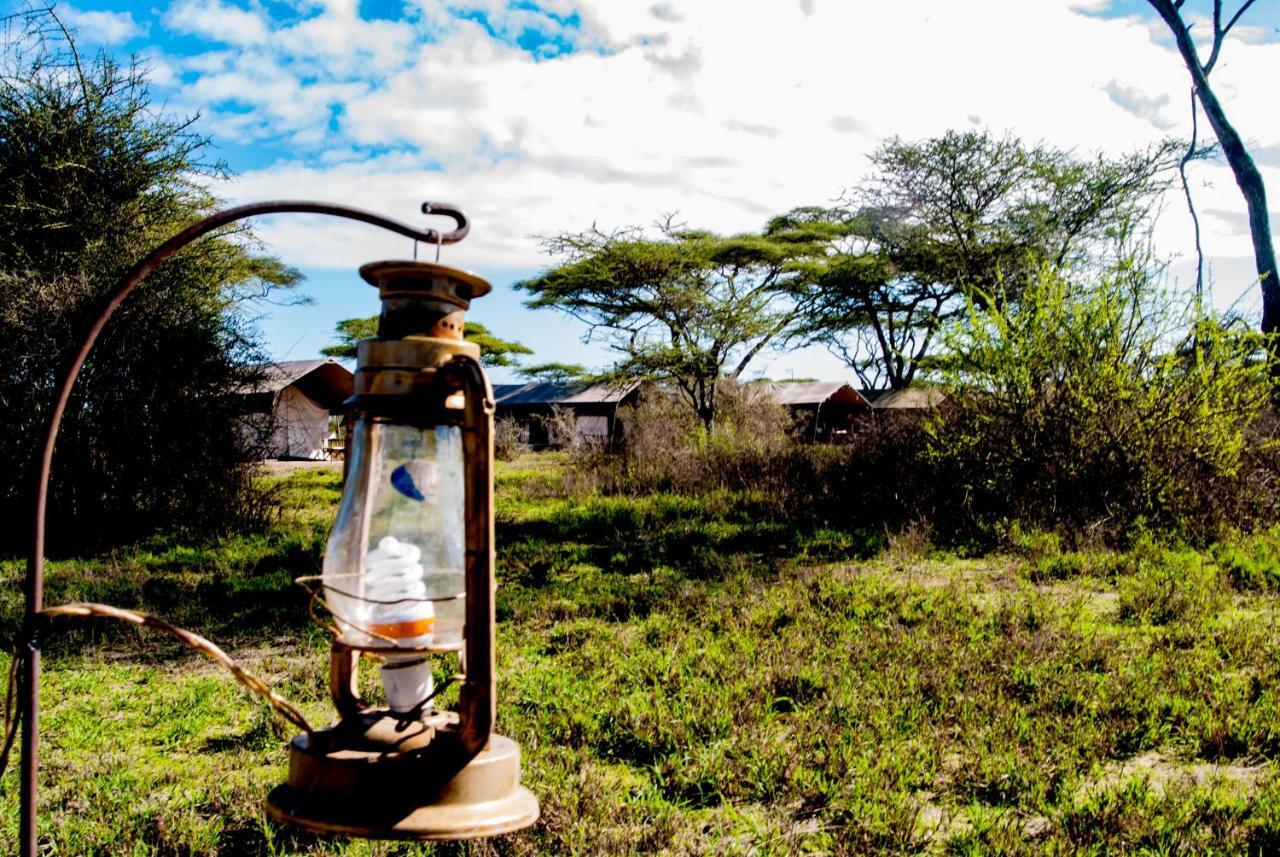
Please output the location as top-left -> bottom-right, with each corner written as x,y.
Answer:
758,381 -> 872,440
860,387 -> 947,413
843,387 -> 949,431
492,381 -> 641,447
239,360 -> 353,459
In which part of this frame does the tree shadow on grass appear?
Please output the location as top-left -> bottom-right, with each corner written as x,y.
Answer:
5,489 -> 883,662
497,498 -> 882,589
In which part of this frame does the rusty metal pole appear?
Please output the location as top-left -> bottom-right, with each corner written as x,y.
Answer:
18,200 -> 467,857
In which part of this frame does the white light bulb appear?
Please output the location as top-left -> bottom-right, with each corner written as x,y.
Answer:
362,536 -> 435,713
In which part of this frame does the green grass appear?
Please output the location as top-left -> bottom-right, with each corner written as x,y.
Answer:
3,456 -> 1280,854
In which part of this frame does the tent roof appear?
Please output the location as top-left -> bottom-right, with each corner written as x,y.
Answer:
862,387 -> 946,409
493,381 -> 638,406
760,381 -> 872,407
242,360 -> 353,410
254,360 -> 343,391
559,382 -> 641,404
492,381 -> 574,405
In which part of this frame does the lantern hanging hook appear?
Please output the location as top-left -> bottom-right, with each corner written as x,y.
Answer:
420,200 -> 467,261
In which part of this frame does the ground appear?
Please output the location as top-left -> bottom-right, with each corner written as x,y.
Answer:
2,454 -> 1280,854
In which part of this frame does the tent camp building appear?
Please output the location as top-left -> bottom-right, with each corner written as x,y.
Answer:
492,381 -> 641,448
755,381 -> 874,440
238,360 -> 353,460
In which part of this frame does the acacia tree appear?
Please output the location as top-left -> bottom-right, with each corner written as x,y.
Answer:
1145,0 -> 1277,334
321,316 -> 532,367
516,219 -> 831,430
799,131 -> 1181,389
517,362 -> 590,384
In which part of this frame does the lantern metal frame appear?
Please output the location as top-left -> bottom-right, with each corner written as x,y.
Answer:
12,200 -> 538,856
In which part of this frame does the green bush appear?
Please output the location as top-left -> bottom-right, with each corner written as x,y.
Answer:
928,263 -> 1276,546
1117,542 -> 1226,626
1214,527 -> 1280,593
0,21 -> 298,552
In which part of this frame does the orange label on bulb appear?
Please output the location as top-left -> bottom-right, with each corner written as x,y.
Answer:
370,617 -> 436,638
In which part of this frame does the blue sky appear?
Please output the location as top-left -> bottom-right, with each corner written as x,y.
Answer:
24,0 -> 1280,383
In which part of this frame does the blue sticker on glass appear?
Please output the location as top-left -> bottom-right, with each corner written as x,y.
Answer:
390,464 -> 426,501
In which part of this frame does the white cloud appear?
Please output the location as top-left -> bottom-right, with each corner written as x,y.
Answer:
142,0 -> 1279,323
60,5 -> 145,44
1102,79 -> 1176,130
166,0 -> 270,45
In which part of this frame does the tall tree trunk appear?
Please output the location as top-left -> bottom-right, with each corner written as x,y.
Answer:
1152,1 -> 1280,333
1191,76 -> 1279,333
698,405 -> 715,434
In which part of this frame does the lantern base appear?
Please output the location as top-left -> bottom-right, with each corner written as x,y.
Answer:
265,713 -> 538,841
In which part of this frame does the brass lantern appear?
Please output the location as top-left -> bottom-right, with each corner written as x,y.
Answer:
265,258 -> 539,839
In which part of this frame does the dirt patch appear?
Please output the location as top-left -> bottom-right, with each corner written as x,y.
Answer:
1037,582 -> 1120,618
1077,750 -> 1268,799
913,790 -> 1050,845
259,459 -> 342,473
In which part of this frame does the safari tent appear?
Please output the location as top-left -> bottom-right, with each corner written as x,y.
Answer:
239,360 -> 353,460
759,381 -> 873,440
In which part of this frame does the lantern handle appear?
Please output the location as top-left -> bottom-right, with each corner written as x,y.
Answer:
420,201 -> 469,244
18,199 -> 468,857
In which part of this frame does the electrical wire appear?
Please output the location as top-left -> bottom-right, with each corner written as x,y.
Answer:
0,602 -> 314,780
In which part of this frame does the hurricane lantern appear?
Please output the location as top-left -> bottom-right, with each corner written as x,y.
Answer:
265,258 -> 539,839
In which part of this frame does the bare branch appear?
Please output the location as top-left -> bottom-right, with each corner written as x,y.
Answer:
1178,87 -> 1205,298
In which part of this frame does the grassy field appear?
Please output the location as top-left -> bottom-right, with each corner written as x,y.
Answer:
3,454 -> 1280,854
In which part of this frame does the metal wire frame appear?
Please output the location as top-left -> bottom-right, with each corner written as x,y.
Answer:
17,199 -> 468,857
295,574 -> 466,654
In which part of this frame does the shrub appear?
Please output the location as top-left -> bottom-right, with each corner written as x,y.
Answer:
538,404 -> 585,451
0,24 -> 298,551
927,263 -> 1277,546
1214,527 -> 1280,593
1117,540 -> 1225,625
494,416 -> 527,461
578,381 -> 931,533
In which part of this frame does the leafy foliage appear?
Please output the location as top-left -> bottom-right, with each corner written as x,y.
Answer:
517,361 -> 590,384
0,18 -> 300,550
797,131 -> 1182,389
462,320 -> 534,367
317,316 -> 378,358
926,261 -> 1276,543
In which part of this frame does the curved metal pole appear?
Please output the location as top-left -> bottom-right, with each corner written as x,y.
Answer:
19,199 -> 468,857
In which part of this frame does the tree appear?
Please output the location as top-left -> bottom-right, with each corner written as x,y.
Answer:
320,317 -> 379,358
798,131 -> 1181,389
517,362 -> 590,384
321,316 -> 532,367
1145,1 -> 1277,336
515,219 -> 831,430
463,321 -> 533,367
0,12 -> 300,549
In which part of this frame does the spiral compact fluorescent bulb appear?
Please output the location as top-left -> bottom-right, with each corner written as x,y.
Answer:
364,535 -> 435,712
